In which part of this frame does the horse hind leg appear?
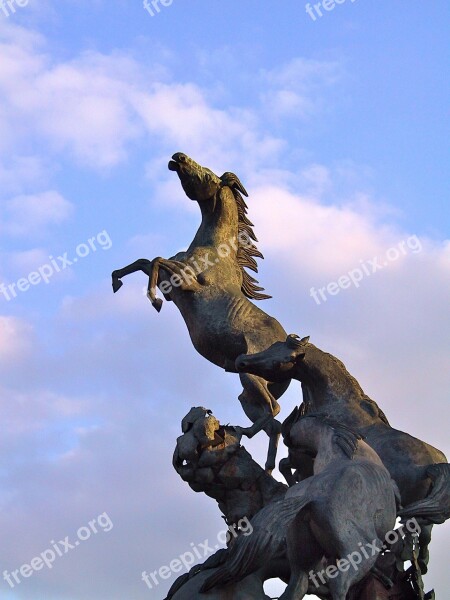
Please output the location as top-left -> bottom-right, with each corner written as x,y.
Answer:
328,540 -> 380,600
279,573 -> 309,600
264,418 -> 282,474
280,515 -> 324,600
147,259 -> 201,311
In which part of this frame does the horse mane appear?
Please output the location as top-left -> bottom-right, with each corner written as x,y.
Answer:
321,352 -> 390,426
300,413 -> 364,460
221,172 -> 271,301
329,419 -> 364,459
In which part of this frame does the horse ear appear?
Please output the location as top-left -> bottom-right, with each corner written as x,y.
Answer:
281,406 -> 299,439
300,336 -> 310,344
220,172 -> 249,197
286,334 -> 301,348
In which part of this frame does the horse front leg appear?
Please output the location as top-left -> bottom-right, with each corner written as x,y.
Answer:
146,257 -> 164,312
112,259 -> 153,293
147,258 -> 201,312
279,458 -> 298,487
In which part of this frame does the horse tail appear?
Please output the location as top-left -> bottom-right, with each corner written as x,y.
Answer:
398,463 -> 450,525
200,494 -> 312,592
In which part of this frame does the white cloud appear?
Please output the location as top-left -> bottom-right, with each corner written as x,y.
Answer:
1,387 -> 86,437
1,190 -> 73,237
0,155 -> 49,193
260,57 -> 344,118
0,25 -> 340,174
6,247 -> 50,272
0,315 -> 33,363
0,25 -> 257,169
251,184 -> 391,275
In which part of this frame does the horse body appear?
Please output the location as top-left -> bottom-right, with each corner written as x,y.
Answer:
157,182 -> 287,371
360,423 -> 445,506
112,153 -> 290,470
161,257 -> 285,372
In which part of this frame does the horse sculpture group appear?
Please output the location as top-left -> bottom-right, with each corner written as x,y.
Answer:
113,153 -> 449,599
201,414 -> 400,600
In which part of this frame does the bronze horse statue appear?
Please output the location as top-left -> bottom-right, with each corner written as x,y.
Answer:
201,414 -> 400,600
112,153 -> 289,471
235,333 -> 449,573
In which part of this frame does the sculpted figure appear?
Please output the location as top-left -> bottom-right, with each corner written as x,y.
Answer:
112,153 -> 291,471
201,414 -> 399,600
173,407 -> 287,524
111,151 -> 447,599
165,407 -> 288,600
236,334 -> 449,572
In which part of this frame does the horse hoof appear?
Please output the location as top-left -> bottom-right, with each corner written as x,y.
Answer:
112,279 -> 123,293
152,298 -> 163,312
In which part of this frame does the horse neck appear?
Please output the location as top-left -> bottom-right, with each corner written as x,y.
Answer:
295,417 -> 341,472
189,187 -> 239,250
295,345 -> 366,408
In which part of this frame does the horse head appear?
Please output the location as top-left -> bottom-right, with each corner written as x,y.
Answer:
168,152 -> 248,202
236,334 -> 310,382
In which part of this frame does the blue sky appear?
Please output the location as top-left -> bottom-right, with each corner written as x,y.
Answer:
0,1 -> 449,598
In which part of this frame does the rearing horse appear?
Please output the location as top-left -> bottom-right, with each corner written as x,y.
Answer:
112,153 -> 290,471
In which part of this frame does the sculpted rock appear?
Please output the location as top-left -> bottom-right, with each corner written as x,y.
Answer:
173,407 -> 286,525
165,408 -> 288,599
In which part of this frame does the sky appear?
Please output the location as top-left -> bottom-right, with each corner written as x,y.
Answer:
0,1 -> 449,598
